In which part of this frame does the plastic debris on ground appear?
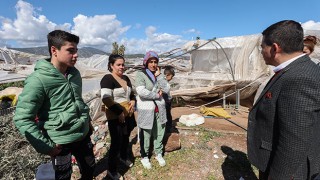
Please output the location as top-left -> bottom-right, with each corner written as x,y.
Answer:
179,113 -> 205,126
200,106 -> 231,119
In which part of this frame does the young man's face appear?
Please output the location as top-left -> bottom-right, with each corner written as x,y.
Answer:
165,73 -> 174,81
52,41 -> 78,68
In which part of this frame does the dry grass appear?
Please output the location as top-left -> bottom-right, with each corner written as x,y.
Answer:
0,112 -> 258,180
0,113 -> 49,179
102,126 -> 258,180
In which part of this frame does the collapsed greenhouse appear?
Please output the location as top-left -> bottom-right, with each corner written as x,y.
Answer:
1,31 -> 320,178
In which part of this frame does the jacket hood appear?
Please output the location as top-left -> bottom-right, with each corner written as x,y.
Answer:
34,59 -> 77,78
34,59 -> 60,77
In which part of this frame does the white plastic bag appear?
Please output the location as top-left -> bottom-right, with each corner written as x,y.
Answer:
179,113 -> 205,126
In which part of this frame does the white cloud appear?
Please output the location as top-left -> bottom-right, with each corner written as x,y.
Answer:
72,14 -> 130,50
301,20 -> 320,37
301,20 -> 320,30
183,28 -> 201,35
121,26 -> 187,54
1,1 -> 320,55
0,0 -> 70,47
0,0 -> 186,54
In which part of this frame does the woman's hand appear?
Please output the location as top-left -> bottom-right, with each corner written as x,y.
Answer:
119,112 -> 125,123
155,67 -> 161,77
129,100 -> 135,114
158,89 -> 163,97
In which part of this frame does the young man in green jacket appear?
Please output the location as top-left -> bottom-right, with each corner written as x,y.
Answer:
14,30 -> 95,179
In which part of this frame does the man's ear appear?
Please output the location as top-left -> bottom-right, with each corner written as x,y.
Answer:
51,46 -> 57,57
272,43 -> 282,53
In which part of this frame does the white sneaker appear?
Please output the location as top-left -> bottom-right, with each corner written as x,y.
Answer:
120,158 -> 133,168
140,157 -> 152,169
155,154 -> 166,167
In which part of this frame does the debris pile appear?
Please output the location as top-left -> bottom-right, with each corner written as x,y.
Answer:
0,88 -> 182,179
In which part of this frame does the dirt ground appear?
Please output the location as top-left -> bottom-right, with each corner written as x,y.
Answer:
91,105 -> 258,180
171,106 -> 249,134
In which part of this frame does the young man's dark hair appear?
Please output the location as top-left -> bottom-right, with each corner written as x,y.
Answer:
47,30 -> 79,57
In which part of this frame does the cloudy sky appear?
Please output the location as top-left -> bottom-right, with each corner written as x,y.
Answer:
0,0 -> 320,54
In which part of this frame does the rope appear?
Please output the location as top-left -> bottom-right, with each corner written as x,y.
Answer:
223,118 -> 247,131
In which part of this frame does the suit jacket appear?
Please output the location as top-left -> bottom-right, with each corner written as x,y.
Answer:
247,55 -> 320,179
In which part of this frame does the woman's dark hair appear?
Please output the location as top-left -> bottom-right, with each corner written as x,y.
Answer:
164,65 -> 175,76
108,54 -> 125,72
304,35 -> 318,53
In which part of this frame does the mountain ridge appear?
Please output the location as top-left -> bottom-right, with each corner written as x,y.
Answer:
8,46 -> 107,58
8,46 -> 145,58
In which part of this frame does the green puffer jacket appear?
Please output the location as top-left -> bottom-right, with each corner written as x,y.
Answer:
13,59 -> 90,154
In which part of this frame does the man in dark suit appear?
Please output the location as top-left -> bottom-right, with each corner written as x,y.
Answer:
247,20 -> 320,179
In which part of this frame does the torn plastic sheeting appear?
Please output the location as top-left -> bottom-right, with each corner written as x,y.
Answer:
179,113 -> 205,127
